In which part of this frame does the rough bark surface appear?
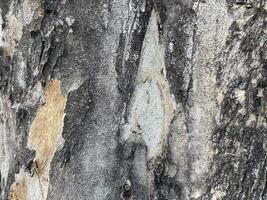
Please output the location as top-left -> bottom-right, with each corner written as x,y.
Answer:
0,0 -> 266,200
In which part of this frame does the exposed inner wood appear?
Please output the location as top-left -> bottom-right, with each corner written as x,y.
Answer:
28,79 -> 66,172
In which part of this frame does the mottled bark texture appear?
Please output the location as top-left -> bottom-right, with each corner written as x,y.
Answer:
0,0 -> 266,200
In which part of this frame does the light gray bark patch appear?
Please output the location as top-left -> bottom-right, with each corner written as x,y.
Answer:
115,0 -> 153,119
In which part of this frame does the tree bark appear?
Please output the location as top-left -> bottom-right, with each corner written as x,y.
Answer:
0,0 -> 266,200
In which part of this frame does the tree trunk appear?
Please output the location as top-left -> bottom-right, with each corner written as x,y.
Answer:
0,0 -> 266,199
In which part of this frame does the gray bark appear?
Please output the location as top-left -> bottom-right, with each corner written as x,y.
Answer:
0,0 -> 266,200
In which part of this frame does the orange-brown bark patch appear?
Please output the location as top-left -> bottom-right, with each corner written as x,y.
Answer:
28,79 -> 67,172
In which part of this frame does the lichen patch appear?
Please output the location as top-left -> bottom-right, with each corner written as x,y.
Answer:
234,89 -> 246,103
246,113 -> 256,126
211,188 -> 226,200
1,15 -> 23,57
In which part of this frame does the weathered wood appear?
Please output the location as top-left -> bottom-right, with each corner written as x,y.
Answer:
0,0 -> 266,199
